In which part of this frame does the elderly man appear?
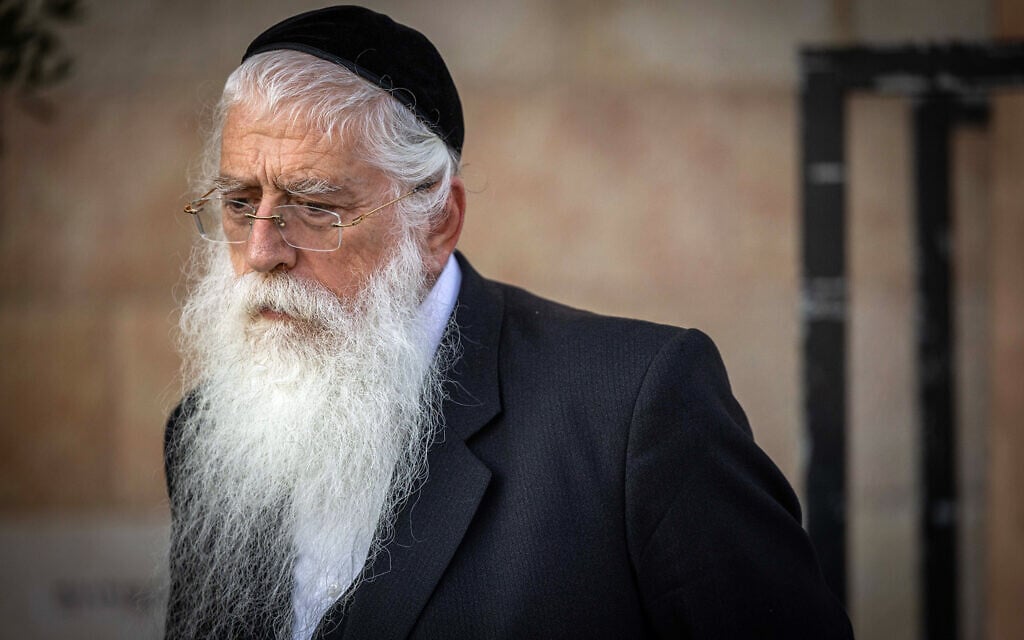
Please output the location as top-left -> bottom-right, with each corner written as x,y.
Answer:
166,5 -> 852,640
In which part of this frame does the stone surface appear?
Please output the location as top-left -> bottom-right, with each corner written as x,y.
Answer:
0,305 -> 114,509
952,126 -> 991,640
988,93 -> 1024,640
996,0 -> 1024,37
854,0 -> 989,41
847,95 -> 918,640
0,516 -> 168,639
0,1 -> 1017,639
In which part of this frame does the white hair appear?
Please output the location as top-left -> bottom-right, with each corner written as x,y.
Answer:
198,49 -> 461,231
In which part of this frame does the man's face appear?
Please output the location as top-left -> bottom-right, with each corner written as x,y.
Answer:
219,105 -> 400,307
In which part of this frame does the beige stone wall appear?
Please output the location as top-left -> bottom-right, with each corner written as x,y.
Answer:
847,94 -> 919,640
986,95 -> 1024,640
1,0 -> 1017,637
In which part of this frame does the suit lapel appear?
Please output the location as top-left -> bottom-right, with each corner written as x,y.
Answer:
323,254 -> 504,640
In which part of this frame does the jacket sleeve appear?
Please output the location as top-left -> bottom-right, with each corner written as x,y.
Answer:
625,329 -> 853,639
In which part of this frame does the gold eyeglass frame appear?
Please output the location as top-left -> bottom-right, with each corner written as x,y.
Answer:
183,180 -> 437,250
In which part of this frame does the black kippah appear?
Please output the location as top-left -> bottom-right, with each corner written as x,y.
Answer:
243,5 -> 464,154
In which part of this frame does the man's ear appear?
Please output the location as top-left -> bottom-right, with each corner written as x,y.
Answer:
424,175 -> 466,277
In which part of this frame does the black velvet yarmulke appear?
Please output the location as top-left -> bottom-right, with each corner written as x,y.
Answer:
243,5 -> 464,154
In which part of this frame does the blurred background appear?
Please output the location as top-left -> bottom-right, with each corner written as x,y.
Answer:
1,0 -> 1021,638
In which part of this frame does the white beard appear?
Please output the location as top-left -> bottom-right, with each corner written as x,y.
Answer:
166,235 -> 456,639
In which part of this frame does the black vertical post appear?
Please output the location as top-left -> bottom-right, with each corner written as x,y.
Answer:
800,55 -> 848,605
912,96 -> 958,640
798,43 -> 1024,636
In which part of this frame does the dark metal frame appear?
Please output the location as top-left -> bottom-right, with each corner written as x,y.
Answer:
799,43 -> 1024,640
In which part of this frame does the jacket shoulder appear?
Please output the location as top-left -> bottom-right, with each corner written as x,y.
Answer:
486,276 -> 692,360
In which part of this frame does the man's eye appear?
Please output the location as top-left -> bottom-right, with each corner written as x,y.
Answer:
295,200 -> 340,213
276,205 -> 336,231
292,205 -> 338,223
222,199 -> 254,216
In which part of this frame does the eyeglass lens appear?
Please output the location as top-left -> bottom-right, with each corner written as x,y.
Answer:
194,196 -> 343,251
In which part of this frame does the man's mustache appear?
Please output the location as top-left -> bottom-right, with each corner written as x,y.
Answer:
232,271 -> 339,323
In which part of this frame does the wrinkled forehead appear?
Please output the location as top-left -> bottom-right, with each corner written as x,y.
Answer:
218,105 -> 386,196
222,104 -> 335,149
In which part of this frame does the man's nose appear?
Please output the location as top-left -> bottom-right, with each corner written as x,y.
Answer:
244,205 -> 297,273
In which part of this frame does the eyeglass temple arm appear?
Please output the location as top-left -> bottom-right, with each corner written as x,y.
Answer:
183,188 -> 217,215
332,181 -> 438,229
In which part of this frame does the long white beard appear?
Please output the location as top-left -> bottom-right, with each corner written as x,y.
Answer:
166,236 -> 455,639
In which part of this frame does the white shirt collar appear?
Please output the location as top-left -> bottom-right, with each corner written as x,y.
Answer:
418,252 -> 462,354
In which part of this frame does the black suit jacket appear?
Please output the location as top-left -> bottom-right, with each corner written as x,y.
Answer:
311,254 -> 851,639
167,254 -> 853,639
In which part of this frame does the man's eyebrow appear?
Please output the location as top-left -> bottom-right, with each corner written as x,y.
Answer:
275,176 -> 350,197
211,176 -> 353,198
212,176 -> 251,192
